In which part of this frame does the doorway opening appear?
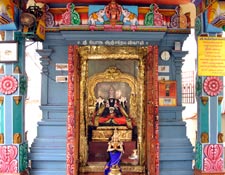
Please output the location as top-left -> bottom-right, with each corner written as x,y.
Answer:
67,45 -> 159,175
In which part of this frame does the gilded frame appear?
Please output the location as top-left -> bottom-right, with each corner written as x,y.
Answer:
78,46 -> 147,172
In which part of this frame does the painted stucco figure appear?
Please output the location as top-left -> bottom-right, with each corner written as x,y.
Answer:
0,0 -> 15,24
104,0 -> 122,25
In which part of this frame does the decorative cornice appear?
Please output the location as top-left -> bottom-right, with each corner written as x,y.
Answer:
171,50 -> 188,58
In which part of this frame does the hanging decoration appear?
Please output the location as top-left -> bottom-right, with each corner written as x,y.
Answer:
203,76 -> 223,96
20,4 -> 45,40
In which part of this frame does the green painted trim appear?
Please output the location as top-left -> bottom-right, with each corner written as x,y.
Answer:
200,101 -> 209,133
13,100 -> 22,134
19,143 -> 28,172
195,142 -> 202,170
218,102 -> 221,133
0,103 -> 4,134
14,32 -> 25,72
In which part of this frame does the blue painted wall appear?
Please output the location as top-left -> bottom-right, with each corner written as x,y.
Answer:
29,31 -> 194,175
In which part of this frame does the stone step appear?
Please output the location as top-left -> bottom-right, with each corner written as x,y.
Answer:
29,152 -> 66,161
30,146 -> 66,153
31,138 -> 66,147
160,169 -> 193,175
160,146 -> 194,153
29,169 -> 66,175
30,160 -> 66,169
160,152 -> 194,160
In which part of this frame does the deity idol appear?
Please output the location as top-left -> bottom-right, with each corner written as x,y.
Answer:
92,86 -> 132,128
104,0 -> 123,25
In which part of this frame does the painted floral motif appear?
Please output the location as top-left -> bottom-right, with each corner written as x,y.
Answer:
196,76 -> 202,97
195,142 -> 202,170
62,3 -> 72,25
170,6 -> 187,28
0,145 -> 18,173
203,144 -> 224,172
62,3 -> 80,25
19,143 -> 28,172
195,16 -> 202,36
45,5 -> 54,27
203,76 -> 223,96
144,4 -> 163,26
19,76 -> 27,95
0,75 -> 18,95
67,45 -> 76,175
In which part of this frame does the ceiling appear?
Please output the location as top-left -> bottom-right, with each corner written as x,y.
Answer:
35,0 -> 192,5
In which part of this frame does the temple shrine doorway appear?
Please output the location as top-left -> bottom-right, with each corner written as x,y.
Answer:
67,45 -> 159,175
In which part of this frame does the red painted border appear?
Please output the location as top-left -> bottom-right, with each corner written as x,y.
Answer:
67,45 -> 75,175
35,0 -> 191,5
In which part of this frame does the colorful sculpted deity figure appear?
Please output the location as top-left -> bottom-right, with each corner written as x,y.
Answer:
93,86 -> 133,128
104,128 -> 123,175
104,0 -> 123,25
0,0 -> 15,24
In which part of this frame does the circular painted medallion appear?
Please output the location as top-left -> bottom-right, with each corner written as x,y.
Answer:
0,75 -> 18,95
203,77 -> 223,96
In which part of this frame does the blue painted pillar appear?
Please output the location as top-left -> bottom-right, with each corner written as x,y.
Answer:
171,50 -> 188,107
194,76 -> 224,175
36,49 -> 53,120
194,12 -> 225,173
0,32 -> 29,174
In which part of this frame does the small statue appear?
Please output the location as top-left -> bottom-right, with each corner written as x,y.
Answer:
104,128 -> 124,175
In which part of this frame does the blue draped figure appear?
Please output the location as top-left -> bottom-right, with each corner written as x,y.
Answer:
104,128 -> 124,175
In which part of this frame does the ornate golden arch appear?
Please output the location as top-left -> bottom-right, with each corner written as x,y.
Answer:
87,66 -> 138,122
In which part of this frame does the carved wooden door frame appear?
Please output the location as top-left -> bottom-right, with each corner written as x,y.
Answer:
145,45 -> 159,175
67,45 -> 80,175
66,45 -> 160,175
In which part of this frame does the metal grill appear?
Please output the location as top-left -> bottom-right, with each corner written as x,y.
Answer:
182,71 -> 195,104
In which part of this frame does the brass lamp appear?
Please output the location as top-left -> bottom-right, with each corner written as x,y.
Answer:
20,12 -> 36,32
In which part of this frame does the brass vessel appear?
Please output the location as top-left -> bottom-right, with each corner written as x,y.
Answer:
109,165 -> 122,175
